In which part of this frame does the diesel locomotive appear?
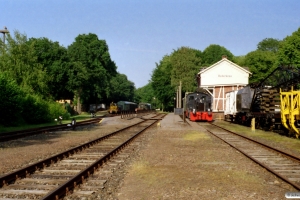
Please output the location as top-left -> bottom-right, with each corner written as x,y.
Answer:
185,92 -> 213,122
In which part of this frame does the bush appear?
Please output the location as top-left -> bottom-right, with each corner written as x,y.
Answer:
48,101 -> 70,121
21,96 -> 70,124
0,74 -> 23,126
0,74 -> 70,126
21,95 -> 51,124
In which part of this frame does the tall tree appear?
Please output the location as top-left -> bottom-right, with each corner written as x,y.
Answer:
170,47 -> 202,93
234,55 -> 246,66
134,83 -> 155,104
27,37 -> 71,100
244,50 -> 277,83
201,44 -> 234,66
257,38 -> 281,53
0,31 -> 48,96
67,33 -> 116,112
277,28 -> 300,66
108,73 -> 135,103
151,55 -> 175,111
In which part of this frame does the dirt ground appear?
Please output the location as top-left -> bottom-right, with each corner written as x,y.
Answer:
116,114 -> 296,200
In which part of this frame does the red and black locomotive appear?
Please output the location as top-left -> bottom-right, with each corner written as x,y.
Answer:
185,92 -> 213,122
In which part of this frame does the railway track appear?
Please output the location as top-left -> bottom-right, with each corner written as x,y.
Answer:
0,116 -> 163,199
204,123 -> 300,191
0,118 -> 102,143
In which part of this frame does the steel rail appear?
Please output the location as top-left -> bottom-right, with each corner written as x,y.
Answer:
0,120 -> 145,188
0,118 -> 102,143
207,123 -> 300,191
42,120 -> 157,200
212,123 -> 300,161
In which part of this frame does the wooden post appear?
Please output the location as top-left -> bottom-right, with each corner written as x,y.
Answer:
251,118 -> 255,132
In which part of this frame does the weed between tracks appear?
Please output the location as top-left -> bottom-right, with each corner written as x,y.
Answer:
183,131 -> 211,141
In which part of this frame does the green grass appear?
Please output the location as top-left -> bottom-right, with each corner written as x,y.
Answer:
0,110 -> 108,134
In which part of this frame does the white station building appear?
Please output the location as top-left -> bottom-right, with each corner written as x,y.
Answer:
196,56 -> 252,119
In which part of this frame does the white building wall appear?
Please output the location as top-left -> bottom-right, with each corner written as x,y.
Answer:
201,61 -> 249,87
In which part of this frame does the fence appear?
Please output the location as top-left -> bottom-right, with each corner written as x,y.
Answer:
120,109 -> 156,119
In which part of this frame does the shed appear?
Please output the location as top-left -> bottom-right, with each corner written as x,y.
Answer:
196,56 -> 251,118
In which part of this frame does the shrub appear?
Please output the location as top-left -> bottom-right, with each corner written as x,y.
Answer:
0,74 -> 23,126
48,101 -> 70,121
21,95 -> 51,124
21,96 -> 70,124
0,74 -> 70,126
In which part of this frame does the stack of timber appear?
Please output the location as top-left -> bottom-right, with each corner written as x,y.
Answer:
260,89 -> 280,113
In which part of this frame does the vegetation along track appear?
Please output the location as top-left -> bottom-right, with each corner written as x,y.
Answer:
0,116 -> 163,199
203,123 -> 300,191
0,118 -> 102,143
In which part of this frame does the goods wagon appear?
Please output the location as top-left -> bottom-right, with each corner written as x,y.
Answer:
137,103 -> 152,111
117,101 -> 137,112
224,90 -> 238,121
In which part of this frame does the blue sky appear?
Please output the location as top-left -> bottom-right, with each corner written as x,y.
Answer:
2,0 -> 300,88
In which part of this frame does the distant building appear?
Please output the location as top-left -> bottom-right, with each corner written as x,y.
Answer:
196,56 -> 251,119
57,99 -> 72,104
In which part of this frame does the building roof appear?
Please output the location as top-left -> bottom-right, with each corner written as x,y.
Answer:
197,57 -> 252,75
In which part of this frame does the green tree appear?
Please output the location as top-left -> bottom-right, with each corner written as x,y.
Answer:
67,33 -> 117,112
134,83 -> 155,104
201,44 -> 234,66
257,38 -> 281,53
0,31 -> 48,96
277,28 -> 300,65
244,50 -> 277,83
170,47 -> 202,93
234,55 -> 246,66
108,73 -> 135,103
152,55 -> 175,111
27,37 -> 72,100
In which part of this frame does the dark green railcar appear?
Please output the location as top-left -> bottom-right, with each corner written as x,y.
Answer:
138,103 -> 152,110
117,101 -> 137,112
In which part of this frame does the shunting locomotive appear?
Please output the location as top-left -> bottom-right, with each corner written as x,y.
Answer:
108,102 -> 118,114
185,92 -> 213,122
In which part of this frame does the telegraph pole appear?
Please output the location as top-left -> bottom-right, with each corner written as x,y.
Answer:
0,26 -> 9,44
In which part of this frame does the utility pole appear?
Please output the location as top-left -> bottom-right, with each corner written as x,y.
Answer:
176,88 -> 179,108
0,26 -> 9,44
179,81 -> 182,108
